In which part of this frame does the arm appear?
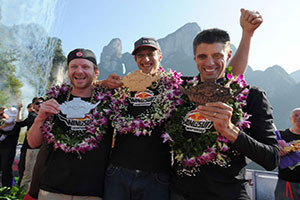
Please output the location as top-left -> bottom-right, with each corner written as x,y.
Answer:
27,99 -> 60,148
229,8 -> 263,75
100,73 -> 123,89
197,87 -> 279,170
16,101 -> 23,122
230,87 -> 280,170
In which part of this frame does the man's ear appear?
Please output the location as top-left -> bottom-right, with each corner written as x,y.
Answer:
227,50 -> 232,61
95,68 -> 99,78
158,51 -> 163,62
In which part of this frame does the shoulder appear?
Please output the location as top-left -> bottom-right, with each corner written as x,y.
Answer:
279,129 -> 290,134
245,85 -> 274,119
248,85 -> 266,96
246,85 -> 271,108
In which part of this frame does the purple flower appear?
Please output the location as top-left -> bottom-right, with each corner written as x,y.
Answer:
183,157 -> 196,167
161,132 -> 174,143
236,113 -> 251,129
217,135 -> 229,143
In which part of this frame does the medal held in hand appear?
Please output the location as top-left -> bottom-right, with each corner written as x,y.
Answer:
60,98 -> 100,119
121,70 -> 160,91
179,79 -> 244,105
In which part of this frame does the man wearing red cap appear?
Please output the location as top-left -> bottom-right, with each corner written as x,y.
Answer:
27,48 -> 113,200
103,8 -> 263,200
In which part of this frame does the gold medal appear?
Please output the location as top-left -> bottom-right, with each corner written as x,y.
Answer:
121,70 -> 160,91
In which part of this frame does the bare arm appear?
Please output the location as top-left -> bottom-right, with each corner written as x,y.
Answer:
16,101 -> 23,122
27,99 -> 60,148
99,73 -> 123,89
229,8 -> 263,75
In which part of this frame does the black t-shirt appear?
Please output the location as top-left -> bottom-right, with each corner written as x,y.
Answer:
0,122 -> 21,148
40,95 -> 113,197
110,87 -> 171,172
278,128 -> 300,182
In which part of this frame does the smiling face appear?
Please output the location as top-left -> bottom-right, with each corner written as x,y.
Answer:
134,47 -> 162,75
68,58 -> 99,95
290,108 -> 300,132
194,42 -> 231,82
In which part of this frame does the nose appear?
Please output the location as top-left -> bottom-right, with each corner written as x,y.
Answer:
205,56 -> 214,66
76,66 -> 84,73
143,55 -> 150,62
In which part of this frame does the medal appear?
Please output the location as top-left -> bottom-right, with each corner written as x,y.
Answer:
121,70 -> 160,91
60,98 -> 100,119
179,79 -> 244,105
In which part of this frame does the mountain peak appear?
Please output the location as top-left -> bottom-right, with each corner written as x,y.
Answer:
99,38 -> 122,72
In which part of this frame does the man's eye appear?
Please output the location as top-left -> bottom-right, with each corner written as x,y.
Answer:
214,54 -> 223,59
198,55 -> 206,59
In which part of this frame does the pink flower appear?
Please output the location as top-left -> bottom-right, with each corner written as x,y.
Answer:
217,135 -> 229,143
161,132 -> 173,143
183,157 -> 196,167
227,73 -> 234,80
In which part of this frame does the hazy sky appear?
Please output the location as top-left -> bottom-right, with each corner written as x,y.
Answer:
2,0 -> 300,73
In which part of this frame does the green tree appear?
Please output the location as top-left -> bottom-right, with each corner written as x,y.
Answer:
0,43 -> 22,106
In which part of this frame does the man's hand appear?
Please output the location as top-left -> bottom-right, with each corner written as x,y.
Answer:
240,8 -> 263,36
35,99 -> 60,122
16,101 -> 24,122
197,102 -> 240,143
17,101 -> 23,110
100,73 -> 123,89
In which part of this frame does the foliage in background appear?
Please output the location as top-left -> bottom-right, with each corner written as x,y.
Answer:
0,42 -> 22,106
0,178 -> 26,200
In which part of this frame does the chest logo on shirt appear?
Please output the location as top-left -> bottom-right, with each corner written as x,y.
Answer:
57,113 -> 92,132
129,89 -> 155,107
182,110 -> 213,133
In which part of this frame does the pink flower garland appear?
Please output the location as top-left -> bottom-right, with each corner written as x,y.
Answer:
42,83 -> 112,154
164,70 -> 250,175
111,68 -> 183,136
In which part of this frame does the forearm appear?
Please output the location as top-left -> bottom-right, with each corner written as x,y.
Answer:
27,117 -> 44,148
231,87 -> 280,170
16,108 -> 23,122
228,31 -> 252,75
233,131 -> 279,170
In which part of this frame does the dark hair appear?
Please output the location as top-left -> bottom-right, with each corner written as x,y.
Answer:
193,28 -> 230,55
37,97 -> 45,102
31,97 -> 38,104
27,103 -> 33,109
32,97 -> 45,104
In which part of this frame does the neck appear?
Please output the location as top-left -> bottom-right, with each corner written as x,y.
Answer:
71,86 -> 93,98
290,127 -> 300,135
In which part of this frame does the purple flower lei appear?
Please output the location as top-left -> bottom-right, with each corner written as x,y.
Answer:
111,68 -> 183,136
42,83 -> 113,154
164,70 -> 251,175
